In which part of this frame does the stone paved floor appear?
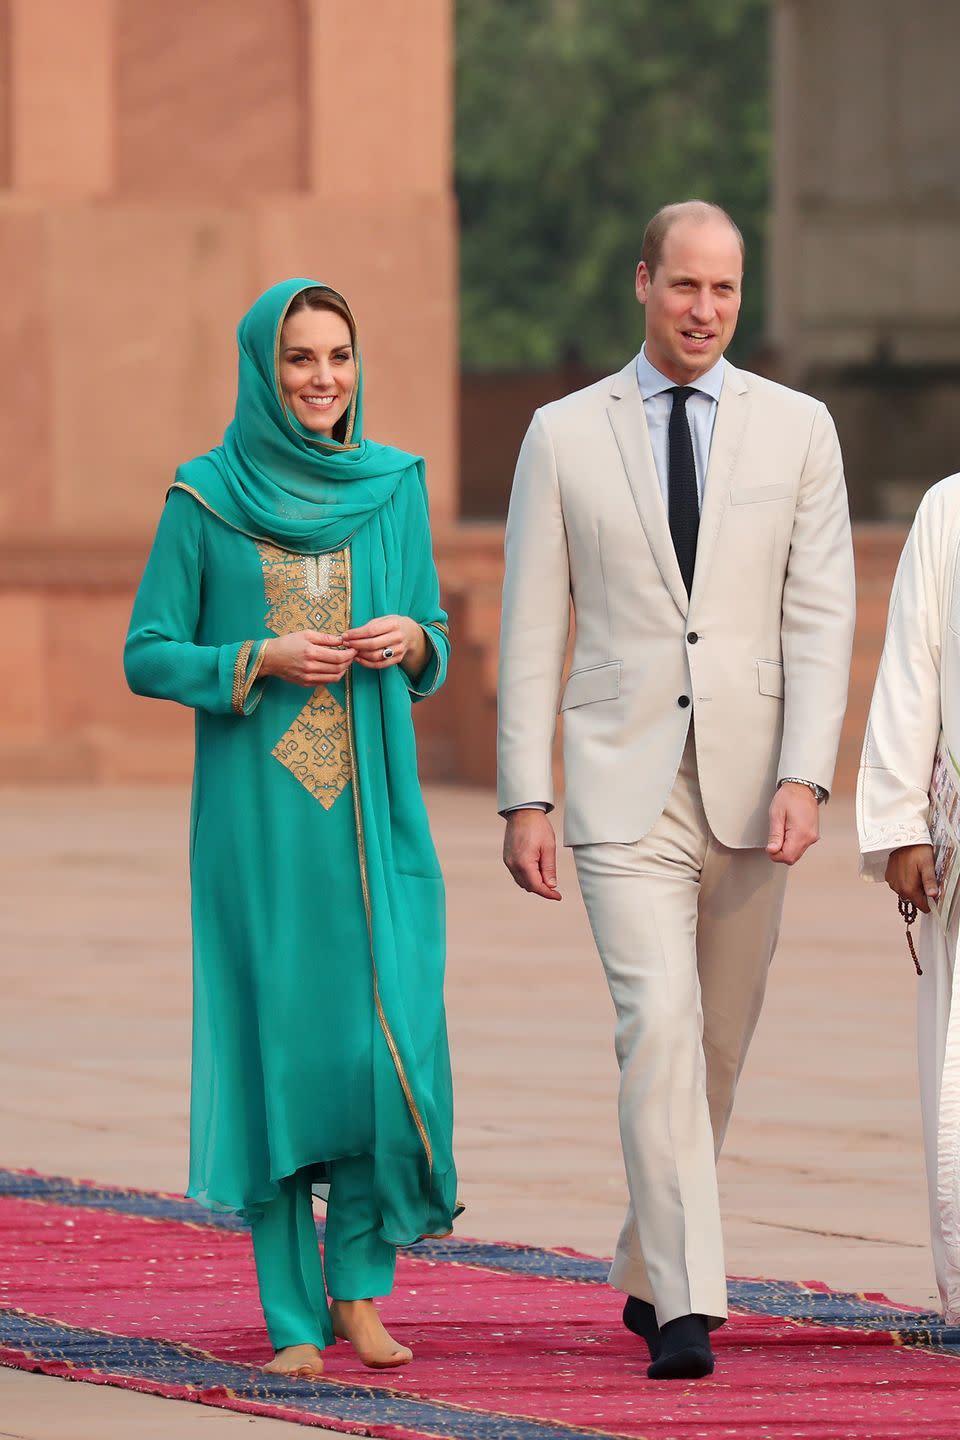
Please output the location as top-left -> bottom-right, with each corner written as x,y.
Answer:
0,785 -> 937,1436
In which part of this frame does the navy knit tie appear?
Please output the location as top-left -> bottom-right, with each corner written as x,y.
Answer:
668,386 -> 699,596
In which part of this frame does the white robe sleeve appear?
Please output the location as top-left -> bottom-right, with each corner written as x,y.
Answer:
856,496 -> 944,881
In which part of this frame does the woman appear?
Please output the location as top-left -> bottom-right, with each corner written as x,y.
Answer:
125,279 -> 459,1378
857,473 -> 960,1325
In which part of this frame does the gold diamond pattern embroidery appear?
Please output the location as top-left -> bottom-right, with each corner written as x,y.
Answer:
255,542 -> 352,807
271,688 -> 352,809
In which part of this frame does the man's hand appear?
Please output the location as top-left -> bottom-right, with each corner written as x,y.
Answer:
503,810 -> 562,900
885,843 -> 939,914
766,782 -> 820,866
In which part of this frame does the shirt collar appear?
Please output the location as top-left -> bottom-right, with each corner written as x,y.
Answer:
636,344 -> 726,404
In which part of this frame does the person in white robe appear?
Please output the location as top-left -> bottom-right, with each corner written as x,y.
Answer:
857,473 -> 960,1323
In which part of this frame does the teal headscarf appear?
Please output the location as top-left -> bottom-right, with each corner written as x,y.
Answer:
174,278 -> 420,553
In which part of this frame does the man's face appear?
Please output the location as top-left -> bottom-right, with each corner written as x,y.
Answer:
635,218 -> 743,384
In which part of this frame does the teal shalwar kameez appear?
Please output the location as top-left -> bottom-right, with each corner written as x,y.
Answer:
124,280 -> 459,1352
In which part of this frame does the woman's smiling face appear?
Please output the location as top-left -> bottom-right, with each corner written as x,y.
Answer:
278,305 -> 357,437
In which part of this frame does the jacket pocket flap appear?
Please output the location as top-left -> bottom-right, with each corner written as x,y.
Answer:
730,482 -> 794,505
757,659 -> 785,698
560,661 -> 622,712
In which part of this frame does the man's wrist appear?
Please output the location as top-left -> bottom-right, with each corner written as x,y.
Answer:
778,777 -> 828,804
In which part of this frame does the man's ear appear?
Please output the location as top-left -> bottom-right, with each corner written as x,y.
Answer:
635,261 -> 650,305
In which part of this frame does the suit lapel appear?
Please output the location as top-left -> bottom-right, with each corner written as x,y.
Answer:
689,365 -> 749,611
607,360 -> 688,617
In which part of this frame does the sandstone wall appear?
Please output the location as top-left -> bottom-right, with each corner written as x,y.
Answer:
0,0 -> 459,779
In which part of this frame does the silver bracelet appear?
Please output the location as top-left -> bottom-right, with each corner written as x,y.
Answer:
778,776 -> 827,804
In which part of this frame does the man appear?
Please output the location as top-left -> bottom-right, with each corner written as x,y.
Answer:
857,476 -> 960,1326
497,201 -> 855,1379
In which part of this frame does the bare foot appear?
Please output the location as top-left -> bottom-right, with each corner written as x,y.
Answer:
330,1298 -> 413,1368
263,1343 -> 325,1378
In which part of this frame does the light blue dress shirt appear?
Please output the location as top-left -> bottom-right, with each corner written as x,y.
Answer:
635,345 -> 726,510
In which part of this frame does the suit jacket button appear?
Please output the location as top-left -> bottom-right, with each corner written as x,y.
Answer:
678,695 -> 691,708
687,631 -> 699,644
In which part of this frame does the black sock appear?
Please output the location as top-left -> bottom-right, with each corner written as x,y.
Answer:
622,1296 -> 660,1360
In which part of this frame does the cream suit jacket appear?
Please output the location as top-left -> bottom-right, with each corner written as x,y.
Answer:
497,357 -> 856,848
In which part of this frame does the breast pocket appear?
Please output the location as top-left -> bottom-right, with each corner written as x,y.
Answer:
560,661 -> 621,712
730,482 -> 794,506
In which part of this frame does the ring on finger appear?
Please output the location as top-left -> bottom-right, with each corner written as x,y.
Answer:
382,646 -> 395,660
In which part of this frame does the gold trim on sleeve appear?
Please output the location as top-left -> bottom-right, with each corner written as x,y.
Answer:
242,639 -> 269,706
232,640 -> 254,715
404,624 -> 446,699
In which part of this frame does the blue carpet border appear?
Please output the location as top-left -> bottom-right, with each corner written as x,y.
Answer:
3,1168 -> 960,1353
0,1308 -> 630,1440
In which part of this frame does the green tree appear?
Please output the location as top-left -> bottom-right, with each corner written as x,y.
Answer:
456,0 -> 771,372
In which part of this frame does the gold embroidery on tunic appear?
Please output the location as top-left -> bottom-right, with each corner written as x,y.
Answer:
255,542 -> 352,805
256,542 -> 349,638
271,689 -> 352,809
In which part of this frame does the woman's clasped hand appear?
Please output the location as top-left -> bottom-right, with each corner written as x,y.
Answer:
260,615 -> 426,685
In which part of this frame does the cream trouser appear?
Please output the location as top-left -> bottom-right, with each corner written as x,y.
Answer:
573,732 -> 789,1328
917,904 -> 960,1321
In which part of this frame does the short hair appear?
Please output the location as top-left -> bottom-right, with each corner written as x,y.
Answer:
641,201 -> 745,278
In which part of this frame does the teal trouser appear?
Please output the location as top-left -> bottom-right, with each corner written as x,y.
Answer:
249,1154 -> 397,1351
